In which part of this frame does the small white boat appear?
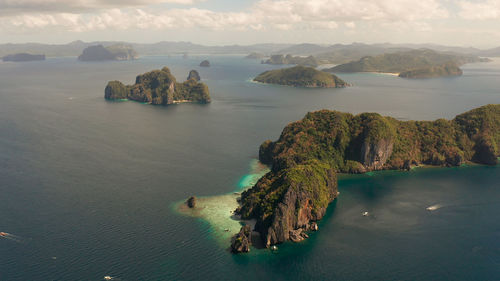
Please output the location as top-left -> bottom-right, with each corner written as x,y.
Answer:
104,276 -> 113,280
362,211 -> 369,216
426,204 -> 441,211
271,245 -> 278,251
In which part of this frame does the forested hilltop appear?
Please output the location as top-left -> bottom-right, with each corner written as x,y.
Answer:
105,67 -> 210,105
324,49 -> 488,78
254,66 -> 349,88
233,104 -> 500,252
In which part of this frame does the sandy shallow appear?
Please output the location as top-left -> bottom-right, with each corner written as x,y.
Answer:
176,159 -> 269,246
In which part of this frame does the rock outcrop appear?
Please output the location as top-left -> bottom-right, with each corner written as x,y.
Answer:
200,60 -> 210,67
187,70 -> 201,81
231,225 -> 252,253
186,196 -> 197,208
104,67 -> 211,105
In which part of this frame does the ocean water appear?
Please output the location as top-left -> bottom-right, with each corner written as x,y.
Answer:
0,55 -> 499,280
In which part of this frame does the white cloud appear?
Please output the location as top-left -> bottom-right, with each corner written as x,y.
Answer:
458,0 -> 500,20
0,0 -> 204,14
0,0 -> 450,34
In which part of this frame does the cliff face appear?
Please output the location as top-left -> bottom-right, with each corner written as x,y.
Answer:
236,104 -> 499,250
259,164 -> 337,246
361,138 -> 394,170
104,67 -> 211,104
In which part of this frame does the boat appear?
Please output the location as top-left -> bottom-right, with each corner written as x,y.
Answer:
104,276 -> 113,280
0,232 -> 7,236
271,245 -> 278,251
362,211 -> 369,216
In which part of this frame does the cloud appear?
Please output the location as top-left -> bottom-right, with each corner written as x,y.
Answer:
458,0 -> 500,20
0,0 -> 204,14
0,0 -> 450,34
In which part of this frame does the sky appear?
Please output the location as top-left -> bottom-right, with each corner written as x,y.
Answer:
0,0 -> 500,48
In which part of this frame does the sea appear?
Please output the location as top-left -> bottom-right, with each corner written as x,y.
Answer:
0,55 -> 499,281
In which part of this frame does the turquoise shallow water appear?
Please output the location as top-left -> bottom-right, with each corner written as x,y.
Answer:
0,55 -> 499,280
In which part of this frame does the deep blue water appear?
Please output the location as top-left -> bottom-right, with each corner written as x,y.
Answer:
0,56 -> 499,280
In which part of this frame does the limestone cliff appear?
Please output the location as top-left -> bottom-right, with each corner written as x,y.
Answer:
104,67 -> 211,104
236,104 -> 499,251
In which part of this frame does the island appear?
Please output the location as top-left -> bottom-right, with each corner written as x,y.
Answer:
2,53 -> 45,62
78,44 -> 138,61
253,65 -> 349,88
187,70 -> 201,81
230,104 -> 499,252
104,67 -> 211,105
263,54 -> 318,67
324,49 -> 486,78
200,60 -> 210,67
398,63 -> 463,78
246,52 -> 266,59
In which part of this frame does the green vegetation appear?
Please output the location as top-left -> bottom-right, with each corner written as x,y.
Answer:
104,67 -> 211,104
324,49 -> 483,78
254,65 -> 349,88
78,44 -> 138,61
263,54 -> 318,67
238,104 -> 500,245
399,63 -> 463,78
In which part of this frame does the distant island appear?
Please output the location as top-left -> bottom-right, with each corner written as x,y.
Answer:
231,104 -> 499,252
2,53 -> 45,62
254,65 -> 349,88
104,67 -> 211,105
262,54 -> 318,67
246,52 -> 266,59
78,44 -> 138,61
324,49 -> 487,78
187,70 -> 201,81
200,60 -> 210,67
399,63 -> 463,79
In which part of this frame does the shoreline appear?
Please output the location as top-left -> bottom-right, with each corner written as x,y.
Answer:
175,159 -> 269,247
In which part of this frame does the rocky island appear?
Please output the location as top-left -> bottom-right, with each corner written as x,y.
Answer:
187,70 -> 201,81
254,65 -> 349,88
231,104 -> 499,252
2,53 -> 45,62
78,44 -> 138,61
104,67 -> 211,105
263,54 -> 318,67
324,49 -> 486,78
200,60 -> 210,67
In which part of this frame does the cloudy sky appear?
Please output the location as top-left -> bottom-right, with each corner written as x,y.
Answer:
1,0 -> 499,47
